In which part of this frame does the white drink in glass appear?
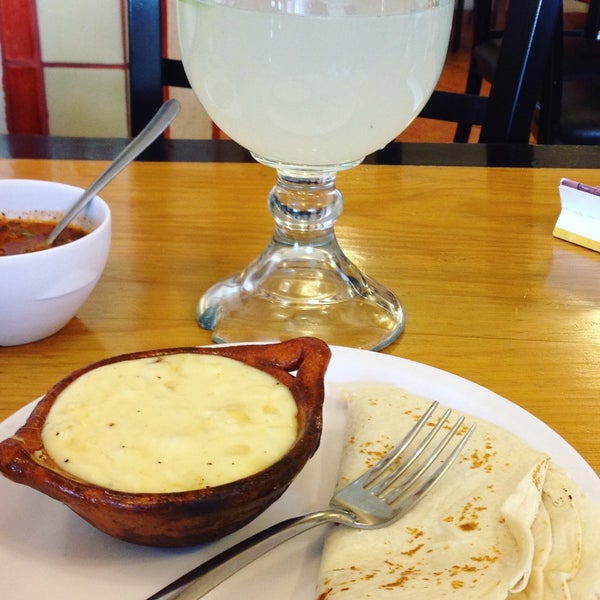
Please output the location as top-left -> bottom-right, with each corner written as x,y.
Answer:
178,0 -> 454,167
177,0 -> 454,350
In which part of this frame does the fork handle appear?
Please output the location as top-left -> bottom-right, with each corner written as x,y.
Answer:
146,509 -> 350,600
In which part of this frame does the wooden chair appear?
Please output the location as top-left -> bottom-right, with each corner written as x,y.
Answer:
128,0 -> 561,144
450,0 -> 466,52
553,0 -> 600,143
455,0 -> 600,144
425,0 -> 562,144
128,0 -> 190,136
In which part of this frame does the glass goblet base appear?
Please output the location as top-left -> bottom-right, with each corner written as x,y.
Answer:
197,167 -> 404,351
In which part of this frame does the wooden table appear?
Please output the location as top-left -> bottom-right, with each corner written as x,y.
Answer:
1,158 -> 599,476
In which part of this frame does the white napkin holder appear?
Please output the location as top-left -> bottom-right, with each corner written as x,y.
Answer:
553,178 -> 600,253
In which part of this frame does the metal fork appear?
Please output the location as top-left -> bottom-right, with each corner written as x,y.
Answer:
147,401 -> 475,600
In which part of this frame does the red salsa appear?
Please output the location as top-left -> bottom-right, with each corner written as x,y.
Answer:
0,217 -> 88,256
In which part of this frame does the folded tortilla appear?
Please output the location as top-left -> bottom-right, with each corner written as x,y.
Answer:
315,387 -> 599,600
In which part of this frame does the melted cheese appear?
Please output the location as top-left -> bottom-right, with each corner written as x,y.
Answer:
42,353 -> 298,493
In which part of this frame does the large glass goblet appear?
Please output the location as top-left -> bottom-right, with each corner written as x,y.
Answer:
177,0 -> 454,350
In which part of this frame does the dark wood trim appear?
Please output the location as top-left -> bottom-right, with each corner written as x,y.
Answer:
2,134 -> 600,168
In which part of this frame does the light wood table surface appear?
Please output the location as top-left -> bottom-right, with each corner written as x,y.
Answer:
1,159 -> 599,476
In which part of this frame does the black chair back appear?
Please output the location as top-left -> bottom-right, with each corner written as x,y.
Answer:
584,0 -> 600,41
420,0 -> 562,143
454,0 -> 600,145
128,0 -> 190,136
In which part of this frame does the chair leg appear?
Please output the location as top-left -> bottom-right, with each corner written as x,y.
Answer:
454,59 -> 484,142
454,123 -> 473,143
464,61 -> 485,96
536,14 -> 563,144
451,0 -> 466,51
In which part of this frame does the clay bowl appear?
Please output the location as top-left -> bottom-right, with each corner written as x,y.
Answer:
0,337 -> 330,547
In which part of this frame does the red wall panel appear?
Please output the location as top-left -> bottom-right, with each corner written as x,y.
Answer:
0,0 -> 47,134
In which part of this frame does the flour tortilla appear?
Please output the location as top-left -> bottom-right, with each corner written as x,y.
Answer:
314,387 -> 599,599
540,463 -> 600,600
568,489 -> 600,599
509,500 -> 552,599
509,461 -> 600,600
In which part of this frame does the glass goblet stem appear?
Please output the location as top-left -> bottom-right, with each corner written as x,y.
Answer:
197,169 -> 404,351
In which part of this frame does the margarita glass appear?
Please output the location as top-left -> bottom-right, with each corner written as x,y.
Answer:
177,0 -> 453,350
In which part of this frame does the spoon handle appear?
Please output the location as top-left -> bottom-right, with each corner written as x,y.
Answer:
46,98 -> 181,246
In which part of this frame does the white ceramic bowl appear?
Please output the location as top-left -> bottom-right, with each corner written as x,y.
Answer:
0,179 -> 111,346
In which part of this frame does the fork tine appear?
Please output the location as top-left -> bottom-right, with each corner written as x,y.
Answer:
384,422 -> 476,508
363,400 -> 439,486
369,407 -> 453,495
377,415 -> 466,500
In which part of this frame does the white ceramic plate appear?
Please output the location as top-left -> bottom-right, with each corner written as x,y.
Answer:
0,347 -> 598,600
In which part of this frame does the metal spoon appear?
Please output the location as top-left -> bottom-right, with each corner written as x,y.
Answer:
46,98 -> 181,246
